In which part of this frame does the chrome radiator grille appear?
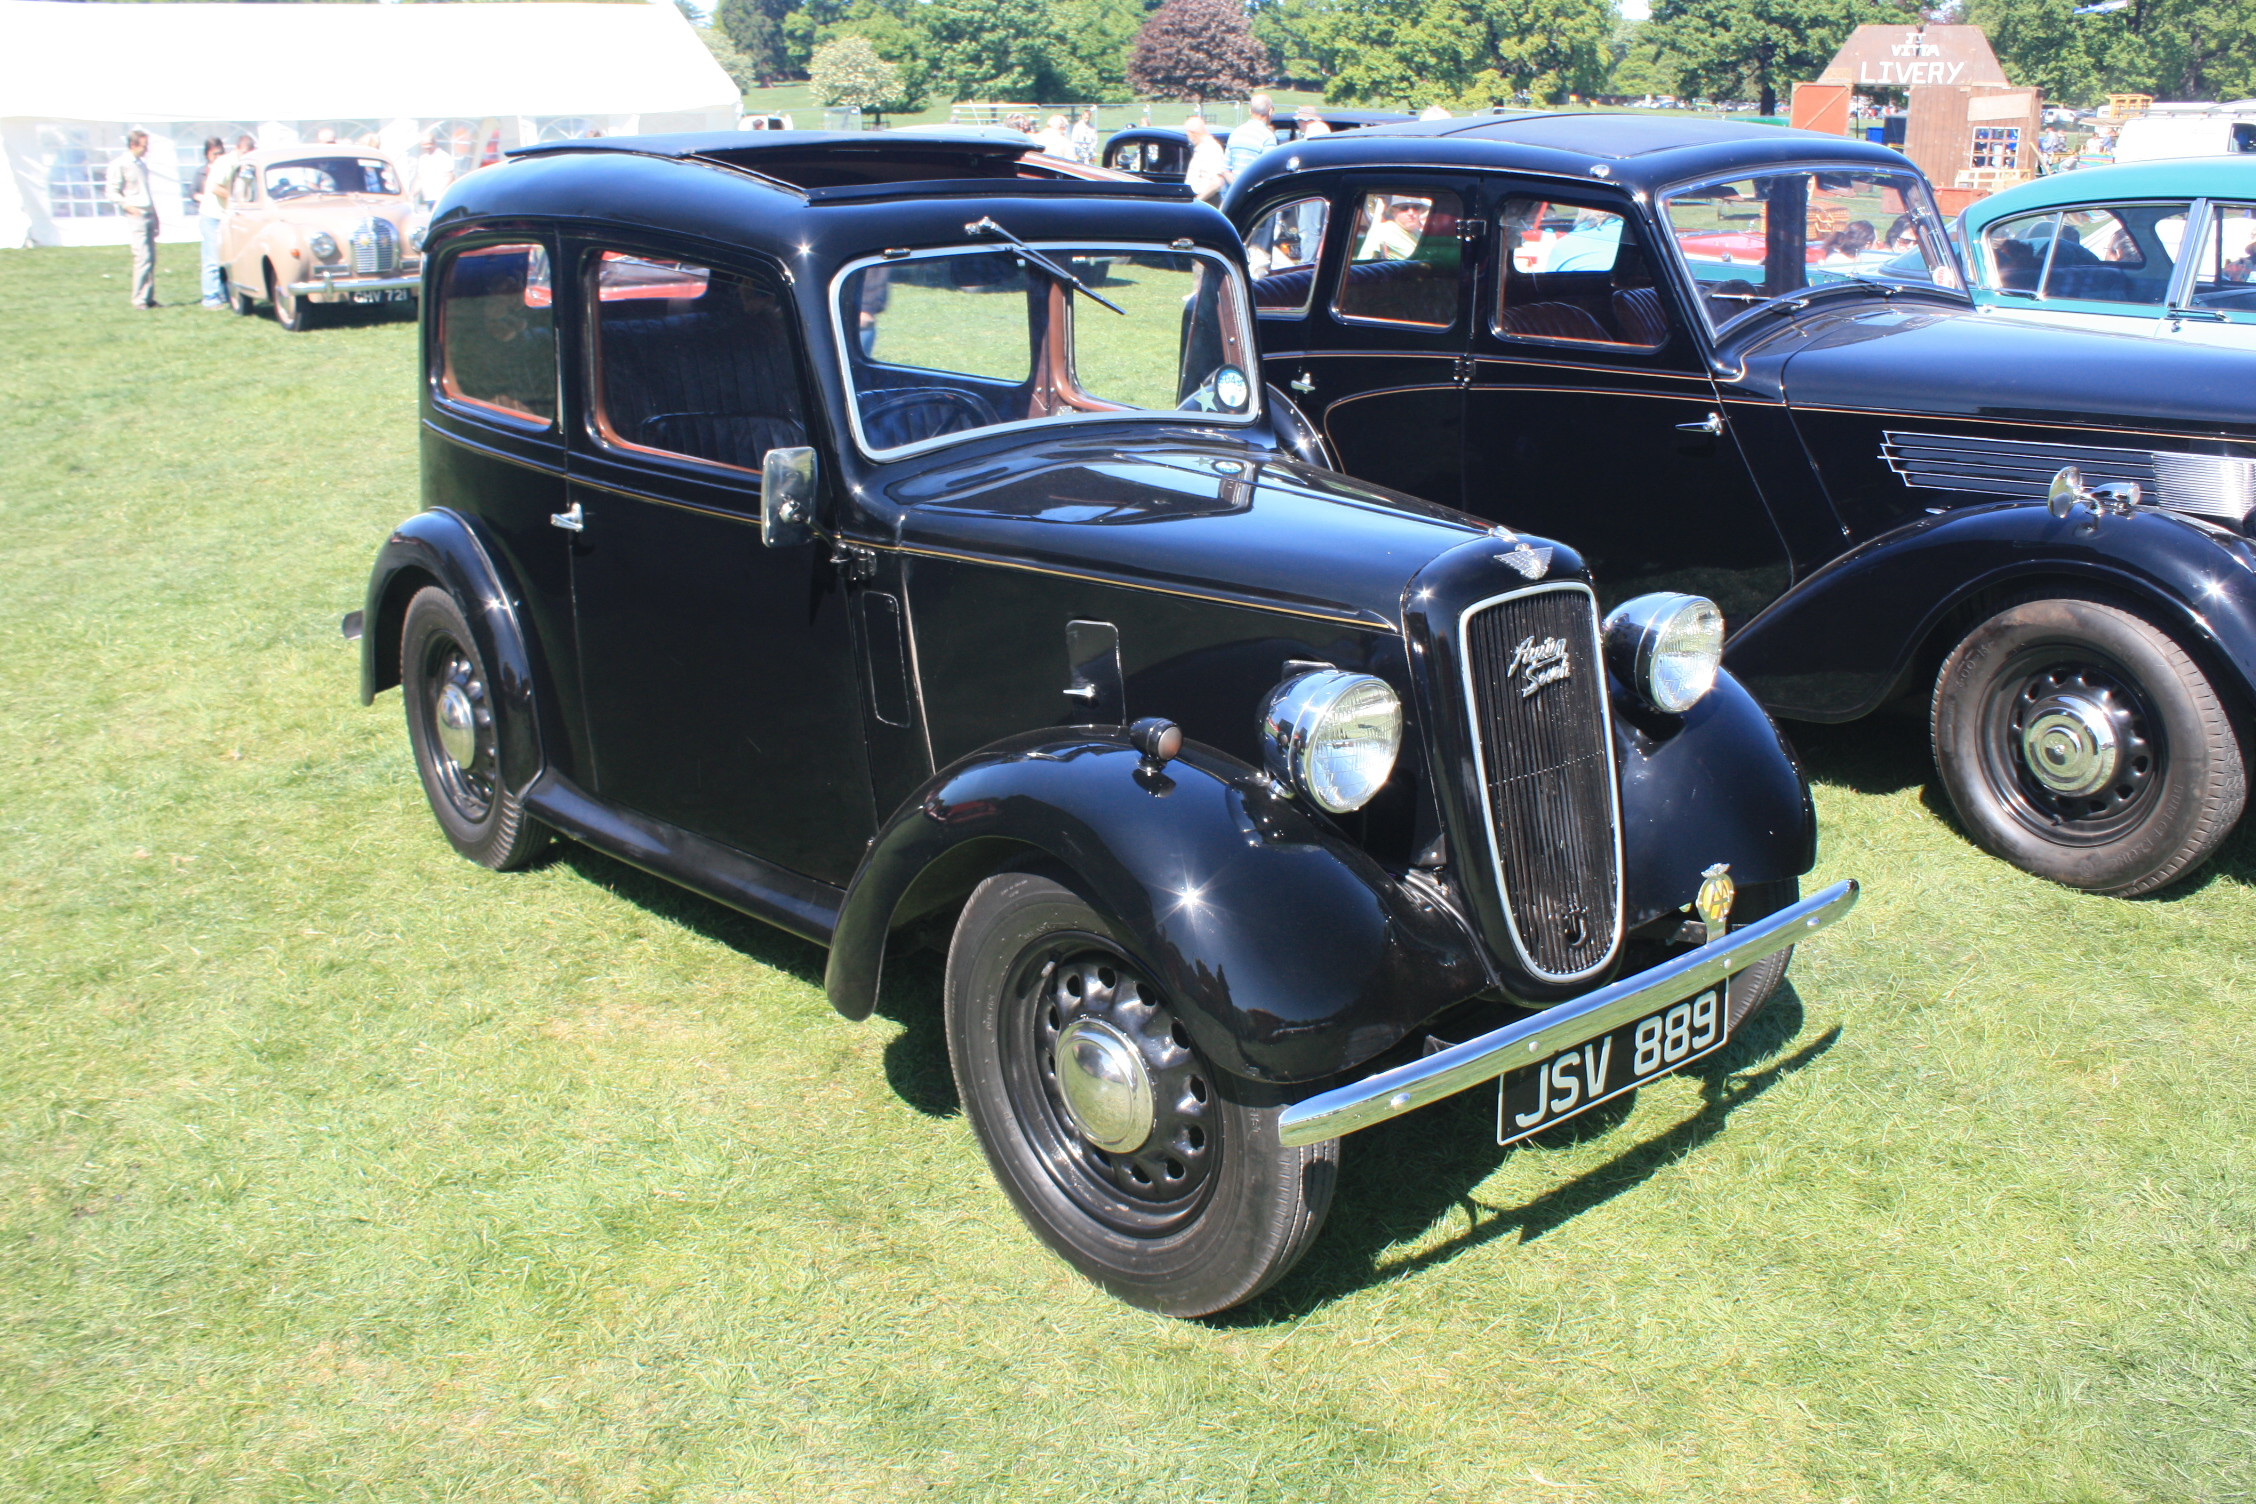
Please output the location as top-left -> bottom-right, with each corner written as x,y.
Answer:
350,217 -> 400,275
1461,584 -> 1622,980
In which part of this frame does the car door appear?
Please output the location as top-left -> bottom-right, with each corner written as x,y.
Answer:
563,239 -> 875,887
2159,198 -> 2256,351
222,162 -> 262,290
1459,181 -> 1790,623
1254,175 -> 1479,511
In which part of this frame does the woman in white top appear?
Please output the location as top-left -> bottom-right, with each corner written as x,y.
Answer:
195,137 -> 231,310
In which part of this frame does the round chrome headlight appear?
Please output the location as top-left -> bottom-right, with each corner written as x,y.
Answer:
309,230 -> 339,262
408,225 -> 427,252
1259,670 -> 1403,813
1604,593 -> 1725,713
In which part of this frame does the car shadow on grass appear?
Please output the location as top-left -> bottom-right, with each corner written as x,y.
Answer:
551,842 -> 830,988
1218,986 -> 1840,1325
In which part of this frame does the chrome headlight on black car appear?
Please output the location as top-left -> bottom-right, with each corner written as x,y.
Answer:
309,231 -> 339,262
1260,669 -> 1403,813
1604,593 -> 1725,713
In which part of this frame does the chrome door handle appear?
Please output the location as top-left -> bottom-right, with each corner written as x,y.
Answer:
2170,308 -> 2229,324
1290,371 -> 1316,394
549,502 -> 584,533
1675,412 -> 1725,437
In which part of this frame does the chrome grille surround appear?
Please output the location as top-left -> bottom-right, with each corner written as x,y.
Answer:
349,217 -> 400,275
1457,581 -> 1624,983
1882,430 -> 2256,526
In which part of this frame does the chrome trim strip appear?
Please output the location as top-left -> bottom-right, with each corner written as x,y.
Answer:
1457,579 -> 1625,984
892,542 -> 1399,631
291,274 -> 419,295
1277,879 -> 1860,1145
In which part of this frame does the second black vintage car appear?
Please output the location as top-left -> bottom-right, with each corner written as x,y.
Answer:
1228,114 -> 2256,897
355,130 -> 1856,1316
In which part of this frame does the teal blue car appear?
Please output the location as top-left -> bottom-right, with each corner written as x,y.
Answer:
1960,158 -> 2256,350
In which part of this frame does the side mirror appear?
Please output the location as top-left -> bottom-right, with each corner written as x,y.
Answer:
761,445 -> 818,548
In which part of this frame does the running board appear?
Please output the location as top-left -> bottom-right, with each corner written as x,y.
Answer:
524,771 -> 844,947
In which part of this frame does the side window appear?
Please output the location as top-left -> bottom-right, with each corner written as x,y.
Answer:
438,243 -> 556,426
1333,187 -> 1463,328
1992,204 -> 2189,305
591,250 -> 806,475
2188,203 -> 2256,310
1495,197 -> 1671,349
1245,196 -> 1329,316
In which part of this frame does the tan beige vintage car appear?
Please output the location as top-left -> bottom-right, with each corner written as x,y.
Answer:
218,147 -> 423,331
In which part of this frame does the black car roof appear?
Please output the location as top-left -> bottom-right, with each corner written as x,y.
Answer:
442,130 -> 1225,272
1230,111 -> 1917,204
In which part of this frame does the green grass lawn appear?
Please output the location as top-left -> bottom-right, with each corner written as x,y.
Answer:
4,243 -> 2253,1502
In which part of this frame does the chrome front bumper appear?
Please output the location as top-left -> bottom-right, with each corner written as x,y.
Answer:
1276,879 -> 1861,1146
289,274 -> 420,299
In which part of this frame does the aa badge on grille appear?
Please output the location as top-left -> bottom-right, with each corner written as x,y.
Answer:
1496,544 -> 1552,579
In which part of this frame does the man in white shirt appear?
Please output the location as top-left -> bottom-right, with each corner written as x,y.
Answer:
414,137 -> 456,211
1225,93 -> 1276,177
105,129 -> 160,309
1069,109 -> 1098,164
1184,115 -> 1229,204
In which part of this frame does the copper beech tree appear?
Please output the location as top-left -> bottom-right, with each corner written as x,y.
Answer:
1129,0 -> 1272,104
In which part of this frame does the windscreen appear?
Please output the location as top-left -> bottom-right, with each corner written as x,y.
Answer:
836,244 -> 1257,456
265,157 -> 402,199
1660,168 -> 1962,336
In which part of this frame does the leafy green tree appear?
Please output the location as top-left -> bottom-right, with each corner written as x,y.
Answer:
1301,0 -> 1615,110
809,34 -> 923,119
1965,0 -> 2256,104
919,0 -> 1103,101
1644,0 -> 1904,114
1250,0 -> 1325,85
1605,16 -> 1692,100
1128,0 -> 1272,104
716,0 -> 794,84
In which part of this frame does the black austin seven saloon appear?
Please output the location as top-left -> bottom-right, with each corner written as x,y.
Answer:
352,129 -> 1859,1316
1229,113 -> 2256,898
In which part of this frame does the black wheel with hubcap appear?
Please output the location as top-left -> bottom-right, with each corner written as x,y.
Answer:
945,867 -> 1338,1317
400,586 -> 546,871
1933,593 -> 2244,897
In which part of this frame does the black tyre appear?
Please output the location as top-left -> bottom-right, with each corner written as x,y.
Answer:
1933,593 -> 2244,897
400,586 -> 546,871
944,867 -> 1338,1317
269,264 -> 314,332
1724,876 -> 1798,1031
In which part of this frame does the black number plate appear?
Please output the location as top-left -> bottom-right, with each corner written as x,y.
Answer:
1498,986 -> 1726,1145
350,289 -> 410,303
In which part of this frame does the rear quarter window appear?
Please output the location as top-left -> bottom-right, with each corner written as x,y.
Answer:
437,243 -> 556,426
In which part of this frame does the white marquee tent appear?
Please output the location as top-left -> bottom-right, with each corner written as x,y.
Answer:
0,0 -> 740,247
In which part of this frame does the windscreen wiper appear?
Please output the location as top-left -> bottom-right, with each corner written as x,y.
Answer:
965,216 -> 1126,316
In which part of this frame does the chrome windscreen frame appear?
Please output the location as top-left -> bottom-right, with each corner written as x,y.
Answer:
826,241 -> 1263,464
1456,579 -> 1626,985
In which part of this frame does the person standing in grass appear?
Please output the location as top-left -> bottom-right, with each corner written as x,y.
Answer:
1070,108 -> 1098,164
105,129 -> 160,309
1184,115 -> 1229,204
1225,92 -> 1276,177
194,136 -> 229,309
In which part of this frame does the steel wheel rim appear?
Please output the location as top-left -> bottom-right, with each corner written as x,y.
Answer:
997,935 -> 1220,1238
421,635 -> 497,821
1979,645 -> 2162,842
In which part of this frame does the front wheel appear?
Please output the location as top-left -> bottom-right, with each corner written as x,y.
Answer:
945,867 -> 1338,1317
1932,593 -> 2244,896
400,586 -> 546,871
269,264 -> 314,332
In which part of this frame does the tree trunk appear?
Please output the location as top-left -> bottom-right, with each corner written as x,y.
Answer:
1760,81 -> 1776,116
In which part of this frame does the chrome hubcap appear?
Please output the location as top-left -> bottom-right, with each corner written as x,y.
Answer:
1053,1017 -> 1156,1154
435,682 -> 478,770
2020,692 -> 2121,796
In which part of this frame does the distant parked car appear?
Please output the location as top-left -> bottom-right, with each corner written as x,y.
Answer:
219,147 -> 421,331
1102,111 -> 1414,182
1962,157 -> 2256,350
2109,114 -> 2256,165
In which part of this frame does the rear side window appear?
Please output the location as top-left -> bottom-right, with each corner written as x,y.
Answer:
2187,203 -> 2256,310
438,243 -> 555,425
1982,203 -> 2188,305
1496,198 -> 1671,349
591,250 -> 807,475
1245,196 -> 1328,316
1333,188 -> 1463,327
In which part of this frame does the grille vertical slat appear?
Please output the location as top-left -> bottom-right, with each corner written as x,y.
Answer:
1462,587 -> 1620,979
350,217 -> 399,275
